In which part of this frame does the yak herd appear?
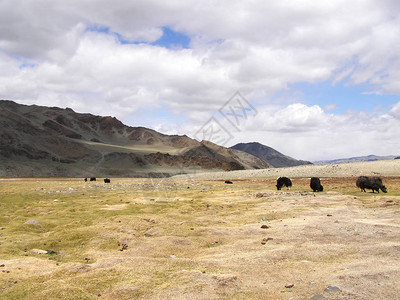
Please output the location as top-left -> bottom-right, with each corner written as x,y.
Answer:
275,176 -> 388,193
82,175 -> 388,193
84,177 -> 111,183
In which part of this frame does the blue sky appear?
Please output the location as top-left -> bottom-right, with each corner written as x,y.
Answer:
286,81 -> 400,114
152,27 -> 190,49
87,25 -> 191,49
1,1 -> 400,160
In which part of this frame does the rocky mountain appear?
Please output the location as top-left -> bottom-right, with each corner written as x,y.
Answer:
230,142 -> 312,168
0,100 -> 271,177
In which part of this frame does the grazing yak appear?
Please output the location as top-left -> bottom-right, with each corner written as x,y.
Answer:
310,177 -> 323,192
224,180 -> 233,184
356,176 -> 387,193
90,177 -> 96,181
104,178 -> 111,183
84,178 -> 87,182
276,177 -> 292,190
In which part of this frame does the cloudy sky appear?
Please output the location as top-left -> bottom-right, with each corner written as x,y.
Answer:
1,0 -> 400,161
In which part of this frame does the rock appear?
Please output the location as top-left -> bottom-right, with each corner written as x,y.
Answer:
29,249 -> 48,254
325,285 -> 340,292
24,220 -> 41,226
285,283 -> 294,288
309,295 -> 325,300
260,225 -> 270,229
261,237 -> 273,244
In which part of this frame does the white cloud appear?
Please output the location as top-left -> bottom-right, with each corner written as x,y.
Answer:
224,103 -> 400,161
1,0 -> 400,160
389,102 -> 400,119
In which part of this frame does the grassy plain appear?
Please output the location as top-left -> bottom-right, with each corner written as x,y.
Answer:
1,176 -> 400,299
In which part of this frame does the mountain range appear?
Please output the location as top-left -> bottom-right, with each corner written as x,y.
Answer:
314,155 -> 399,165
230,142 -> 312,168
0,100 -> 275,177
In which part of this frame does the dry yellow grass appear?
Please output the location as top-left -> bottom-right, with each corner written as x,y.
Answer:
1,169 -> 400,299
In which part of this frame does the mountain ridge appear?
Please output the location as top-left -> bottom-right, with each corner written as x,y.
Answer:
0,100 -> 271,177
230,142 -> 312,168
314,154 -> 399,164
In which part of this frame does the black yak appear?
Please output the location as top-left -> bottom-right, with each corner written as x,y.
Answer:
90,177 -> 96,181
356,176 -> 387,193
276,177 -> 292,190
224,180 -> 233,184
310,177 -> 323,192
84,178 -> 87,182
104,178 -> 111,183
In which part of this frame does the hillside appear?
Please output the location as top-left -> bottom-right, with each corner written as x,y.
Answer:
230,142 -> 312,168
0,100 -> 271,177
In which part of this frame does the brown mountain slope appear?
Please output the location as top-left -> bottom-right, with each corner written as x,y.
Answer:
231,142 -> 312,168
0,100 -> 272,177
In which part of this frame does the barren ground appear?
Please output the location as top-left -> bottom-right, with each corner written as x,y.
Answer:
1,161 -> 400,299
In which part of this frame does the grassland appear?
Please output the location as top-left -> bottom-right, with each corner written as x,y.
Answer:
1,176 -> 400,299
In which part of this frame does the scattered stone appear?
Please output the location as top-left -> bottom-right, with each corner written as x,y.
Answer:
309,295 -> 325,300
0,264 -> 4,267
325,285 -> 340,293
29,249 -> 48,254
256,193 -> 268,198
327,214 -> 332,217
170,255 -> 176,258
260,225 -> 270,229
144,233 -> 152,237
285,283 -> 294,288
261,237 -> 273,244
119,243 -> 128,251
24,220 -> 41,226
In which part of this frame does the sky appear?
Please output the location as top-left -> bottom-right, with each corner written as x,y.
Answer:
1,0 -> 400,161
